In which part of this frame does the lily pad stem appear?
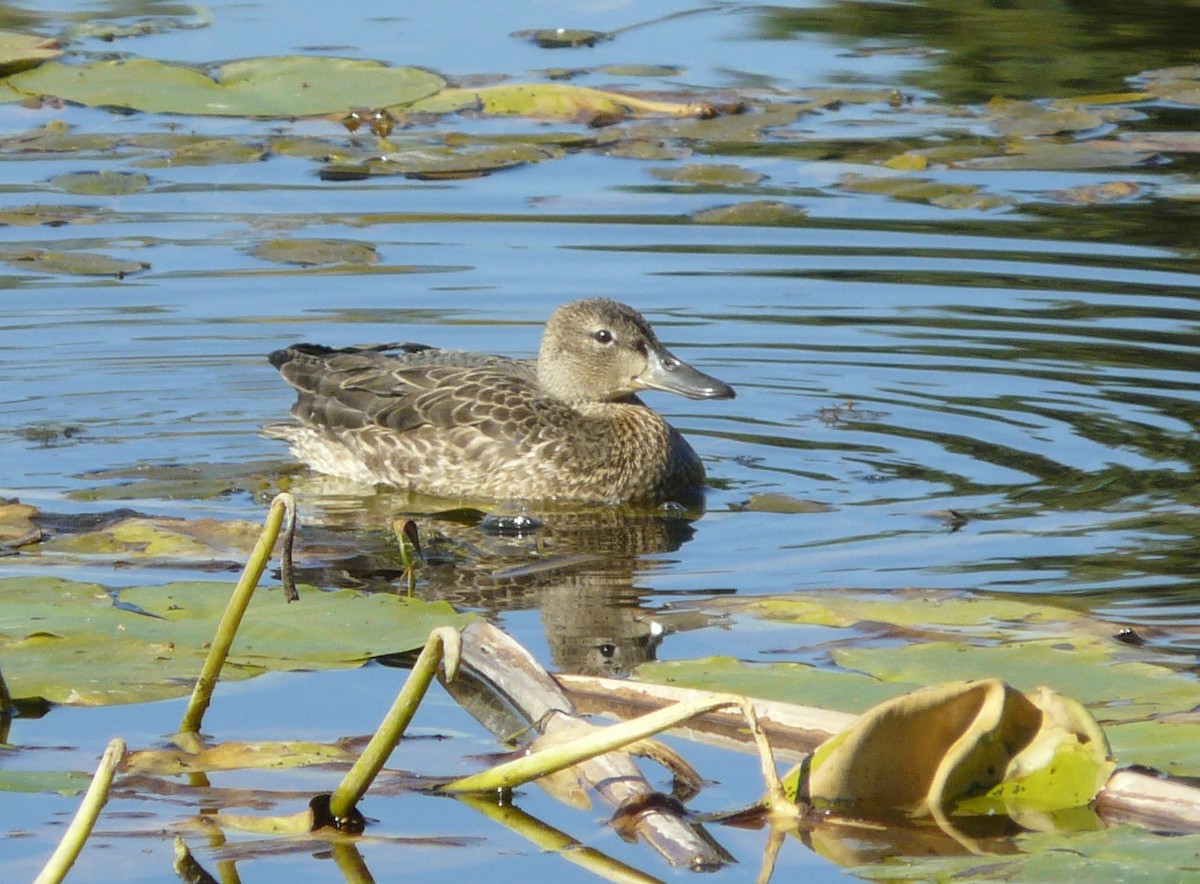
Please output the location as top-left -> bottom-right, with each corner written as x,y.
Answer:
179,493 -> 297,735
327,627 -> 462,823
34,738 -> 126,884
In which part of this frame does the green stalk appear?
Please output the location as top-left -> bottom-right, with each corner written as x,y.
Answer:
34,738 -> 126,884
179,493 -> 296,735
327,627 -> 461,822
441,695 -> 741,794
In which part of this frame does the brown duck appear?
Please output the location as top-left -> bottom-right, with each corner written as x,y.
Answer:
267,298 -> 734,503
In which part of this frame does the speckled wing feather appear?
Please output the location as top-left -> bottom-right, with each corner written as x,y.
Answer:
269,342 -> 550,443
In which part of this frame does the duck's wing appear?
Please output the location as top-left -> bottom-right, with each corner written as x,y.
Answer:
269,343 -> 544,438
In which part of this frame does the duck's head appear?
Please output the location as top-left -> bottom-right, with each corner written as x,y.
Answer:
537,298 -> 736,405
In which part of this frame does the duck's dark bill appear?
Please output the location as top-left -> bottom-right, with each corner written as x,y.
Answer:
636,348 -> 736,400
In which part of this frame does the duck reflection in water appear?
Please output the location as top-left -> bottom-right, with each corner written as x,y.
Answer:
267,299 -> 735,675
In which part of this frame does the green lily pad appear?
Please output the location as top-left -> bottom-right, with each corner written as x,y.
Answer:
837,173 -> 1007,209
650,163 -> 765,186
730,591 -> 1092,632
250,238 -> 380,267
7,56 -> 444,118
5,249 -> 148,277
0,576 -> 475,705
322,143 -> 558,180
136,137 -> 267,167
987,97 -> 1105,137
36,516 -> 264,561
0,769 -> 91,795
692,200 -> 807,225
0,29 -> 62,77
633,656 -> 906,714
1105,719 -> 1200,777
855,826 -> 1200,882
0,204 -> 108,226
730,493 -> 831,514
49,170 -> 149,195
834,637 -> 1200,725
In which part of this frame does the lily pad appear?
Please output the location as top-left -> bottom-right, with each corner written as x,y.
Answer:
0,204 -> 108,226
7,56 -> 445,118
834,637 -> 1200,725
730,493 -> 831,514
650,163 -> 765,186
250,238 -> 379,267
49,170 -> 149,195
692,200 -> 807,225
0,29 -> 62,77
406,83 -> 713,122
0,576 -> 475,705
633,656 -> 905,714
136,137 -> 267,167
987,97 -> 1105,137
323,143 -> 558,180
5,249 -> 148,277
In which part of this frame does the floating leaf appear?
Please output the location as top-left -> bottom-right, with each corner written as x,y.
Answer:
323,143 -> 558,180
136,137 -> 267,167
0,29 -> 62,76
36,516 -> 265,561
250,238 -> 379,267
833,637 -> 1200,725
730,493 -> 831,514
125,740 -> 356,776
600,64 -> 684,78
960,141 -> 1153,170
0,204 -> 107,226
0,769 -> 91,795
406,83 -> 714,121
650,163 -> 764,186
1046,180 -> 1141,204
8,57 -> 445,118
837,172 -> 1001,208
5,249 -> 147,277
692,200 -> 807,225
49,170 -> 149,195
0,576 -> 475,705
0,499 -> 41,549
512,28 -> 610,49
633,656 -> 905,714
987,97 -> 1104,137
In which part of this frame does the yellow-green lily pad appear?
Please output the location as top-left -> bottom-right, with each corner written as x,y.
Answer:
633,656 -> 906,714
692,200 -> 807,225
0,576 -> 475,705
0,29 -> 62,76
650,162 -> 765,186
0,204 -> 107,226
8,56 -> 444,118
5,249 -> 148,277
834,637 -> 1200,725
250,238 -> 379,267
49,170 -> 149,195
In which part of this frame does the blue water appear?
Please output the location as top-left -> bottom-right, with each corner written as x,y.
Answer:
3,1 -> 1200,881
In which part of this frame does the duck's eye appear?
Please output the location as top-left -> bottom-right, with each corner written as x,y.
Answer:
592,329 -> 613,345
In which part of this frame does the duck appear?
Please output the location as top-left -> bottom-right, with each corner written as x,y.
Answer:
266,298 -> 735,504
